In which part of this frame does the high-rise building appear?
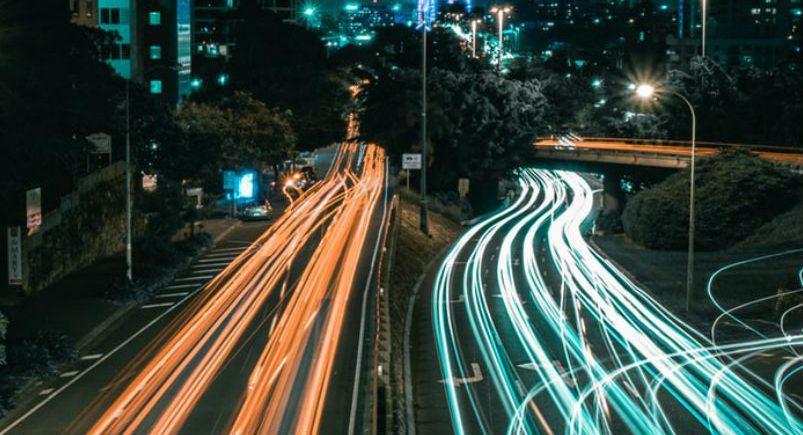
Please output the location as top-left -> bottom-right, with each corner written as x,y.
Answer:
69,0 -> 193,105
192,0 -> 296,60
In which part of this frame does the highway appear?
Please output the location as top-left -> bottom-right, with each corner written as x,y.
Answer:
0,119 -> 390,434
429,168 -> 803,434
535,137 -> 803,168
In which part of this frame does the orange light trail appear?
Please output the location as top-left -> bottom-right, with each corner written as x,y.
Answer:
86,117 -> 387,434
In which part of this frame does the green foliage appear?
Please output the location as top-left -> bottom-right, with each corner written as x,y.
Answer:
225,0 -> 350,149
0,1 -> 124,225
622,152 -> 802,250
361,67 -> 547,210
0,331 -> 76,416
176,92 -> 296,186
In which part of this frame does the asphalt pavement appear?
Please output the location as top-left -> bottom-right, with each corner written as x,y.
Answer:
413,169 -> 803,434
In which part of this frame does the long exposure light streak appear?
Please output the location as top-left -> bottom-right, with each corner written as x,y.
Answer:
85,117 -> 388,433
434,168 -> 803,434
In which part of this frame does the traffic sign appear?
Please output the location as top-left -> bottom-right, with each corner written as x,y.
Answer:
402,153 -> 422,170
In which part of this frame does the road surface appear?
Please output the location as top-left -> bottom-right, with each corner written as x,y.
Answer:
1,122 -> 390,434
424,168 -> 803,434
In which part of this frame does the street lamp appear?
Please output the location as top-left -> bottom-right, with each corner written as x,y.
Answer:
470,19 -> 480,58
634,83 -> 697,313
489,6 -> 511,68
418,0 -> 434,234
702,0 -> 707,57
124,63 -> 179,283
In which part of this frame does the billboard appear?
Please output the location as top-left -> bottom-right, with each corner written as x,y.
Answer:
7,226 -> 22,286
26,187 -> 42,235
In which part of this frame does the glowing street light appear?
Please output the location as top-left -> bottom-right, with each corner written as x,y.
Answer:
634,82 -> 697,313
489,6 -> 512,68
634,83 -> 655,99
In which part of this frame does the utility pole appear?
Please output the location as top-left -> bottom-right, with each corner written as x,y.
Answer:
125,81 -> 133,283
420,21 -> 429,235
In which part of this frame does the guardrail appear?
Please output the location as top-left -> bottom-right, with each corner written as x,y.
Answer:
537,136 -> 803,154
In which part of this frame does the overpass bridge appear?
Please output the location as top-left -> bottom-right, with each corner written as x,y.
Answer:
534,137 -> 803,174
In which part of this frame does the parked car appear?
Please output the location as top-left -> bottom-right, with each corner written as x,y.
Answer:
241,202 -> 273,221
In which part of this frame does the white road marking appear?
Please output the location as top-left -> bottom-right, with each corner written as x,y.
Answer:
174,275 -> 213,282
197,257 -> 232,264
0,282 -> 206,434
38,389 -> 54,396
141,302 -> 175,309
192,267 -> 224,274
155,292 -> 189,299
59,371 -> 80,378
164,283 -> 201,290
347,156 -> 389,435
192,262 -> 229,268
438,363 -> 484,386
211,247 -> 247,253
79,354 -> 103,361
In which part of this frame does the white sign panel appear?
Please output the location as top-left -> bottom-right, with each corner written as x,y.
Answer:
86,133 -> 112,154
402,153 -> 422,170
26,187 -> 42,235
7,226 -> 22,286
458,178 -> 470,198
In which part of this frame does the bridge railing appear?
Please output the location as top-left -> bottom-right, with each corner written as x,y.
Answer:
536,135 -> 802,154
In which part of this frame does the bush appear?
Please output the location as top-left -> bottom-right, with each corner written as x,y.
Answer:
596,211 -> 623,234
622,152 -> 801,250
0,331 -> 77,415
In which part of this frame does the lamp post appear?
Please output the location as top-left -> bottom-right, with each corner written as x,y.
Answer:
471,19 -> 479,58
124,63 -> 180,283
490,6 -> 511,68
634,83 -> 697,313
702,0 -> 707,57
418,2 -> 430,234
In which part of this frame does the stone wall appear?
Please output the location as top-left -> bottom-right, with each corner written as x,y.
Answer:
20,162 -> 128,294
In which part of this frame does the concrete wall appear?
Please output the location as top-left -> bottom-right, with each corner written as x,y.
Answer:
20,162 -> 128,294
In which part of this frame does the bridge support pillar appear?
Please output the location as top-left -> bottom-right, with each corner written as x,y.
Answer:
602,174 -> 624,214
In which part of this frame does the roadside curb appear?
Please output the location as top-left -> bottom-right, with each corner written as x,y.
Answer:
76,219 -> 241,353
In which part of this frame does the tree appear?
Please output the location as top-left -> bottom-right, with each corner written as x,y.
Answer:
0,0 -> 124,226
361,67 -> 548,210
176,92 -> 296,188
225,0 -> 350,150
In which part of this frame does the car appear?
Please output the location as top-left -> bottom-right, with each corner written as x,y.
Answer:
241,203 -> 273,221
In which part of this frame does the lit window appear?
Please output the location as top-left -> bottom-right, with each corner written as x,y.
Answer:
150,80 -> 162,94
149,45 -> 161,60
149,11 -> 161,25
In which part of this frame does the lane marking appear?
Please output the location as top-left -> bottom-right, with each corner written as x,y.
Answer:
192,262 -> 229,268
438,363 -> 484,386
155,292 -> 189,299
59,371 -> 80,378
174,275 -> 213,282
347,156 -> 389,435
164,283 -> 200,290
38,389 -> 54,396
0,281 -> 206,434
79,354 -> 103,361
141,302 -> 175,310
191,268 -> 224,274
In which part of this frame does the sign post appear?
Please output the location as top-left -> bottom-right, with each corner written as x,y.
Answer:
402,153 -> 422,192
7,226 -> 22,286
26,187 -> 42,236
86,133 -> 112,170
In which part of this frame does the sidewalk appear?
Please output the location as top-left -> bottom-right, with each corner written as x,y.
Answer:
1,217 -> 240,347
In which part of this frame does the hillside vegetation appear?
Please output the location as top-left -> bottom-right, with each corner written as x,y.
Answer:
622,152 -> 802,250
